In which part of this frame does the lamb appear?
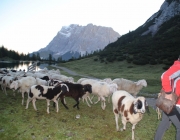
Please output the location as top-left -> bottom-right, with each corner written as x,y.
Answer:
112,78 -> 147,96
26,83 -> 69,114
10,76 -> 37,105
56,82 -> 92,110
112,90 -> 149,140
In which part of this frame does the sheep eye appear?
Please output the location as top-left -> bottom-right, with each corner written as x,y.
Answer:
137,100 -> 142,109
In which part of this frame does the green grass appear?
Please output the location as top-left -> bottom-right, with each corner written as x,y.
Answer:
0,89 -> 176,140
58,56 -> 165,94
0,57 -> 176,140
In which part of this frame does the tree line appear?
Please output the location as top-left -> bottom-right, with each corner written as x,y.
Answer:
0,45 -> 54,62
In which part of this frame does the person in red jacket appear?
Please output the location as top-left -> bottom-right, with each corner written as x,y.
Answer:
154,56 -> 180,140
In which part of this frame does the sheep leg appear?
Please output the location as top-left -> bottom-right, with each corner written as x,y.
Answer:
61,97 -> 69,109
87,96 -> 93,104
64,97 -> 67,105
32,99 -> 37,111
53,99 -> 59,113
94,96 -> 101,104
12,89 -> 16,96
25,98 -> 32,109
46,100 -> 50,114
84,97 -> 91,107
108,95 -> 111,103
21,92 -> 25,105
90,95 -> 94,100
131,124 -> 136,140
113,109 -> 120,131
4,87 -> 7,95
121,119 -> 127,131
100,97 -> 106,110
73,98 -> 80,109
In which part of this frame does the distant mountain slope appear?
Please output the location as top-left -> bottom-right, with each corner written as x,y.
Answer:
36,23 -> 120,60
98,0 -> 180,67
142,0 -> 180,36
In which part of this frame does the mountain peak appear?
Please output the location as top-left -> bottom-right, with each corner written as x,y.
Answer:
38,24 -> 120,60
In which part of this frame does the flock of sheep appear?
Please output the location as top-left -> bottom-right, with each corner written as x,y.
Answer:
0,67 -> 150,140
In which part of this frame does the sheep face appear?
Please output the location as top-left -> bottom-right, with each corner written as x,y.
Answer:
10,81 -> 19,90
83,84 -> 92,93
133,97 -> 146,114
109,83 -> 118,93
136,79 -> 147,87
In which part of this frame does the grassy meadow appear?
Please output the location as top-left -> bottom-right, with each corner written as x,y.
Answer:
0,57 -> 176,140
58,56 -> 166,94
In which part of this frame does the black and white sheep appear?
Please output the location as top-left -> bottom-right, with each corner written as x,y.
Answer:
26,83 -> 69,114
56,82 -> 92,110
112,90 -> 149,140
112,78 -> 147,96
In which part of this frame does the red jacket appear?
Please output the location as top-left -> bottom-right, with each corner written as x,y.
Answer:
161,60 -> 180,105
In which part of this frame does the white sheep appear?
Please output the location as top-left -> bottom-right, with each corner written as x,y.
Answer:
25,71 -> 36,77
91,81 -> 118,110
81,78 -> 118,109
10,76 -> 37,105
26,84 -> 69,114
36,78 -> 48,86
112,78 -> 147,96
112,90 -> 149,140
48,69 -> 61,75
1,75 -> 17,95
76,78 -> 88,84
49,74 -> 74,83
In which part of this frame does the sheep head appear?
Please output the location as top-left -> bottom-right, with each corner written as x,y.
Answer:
133,97 -> 146,114
10,81 -> 19,90
136,79 -> 147,87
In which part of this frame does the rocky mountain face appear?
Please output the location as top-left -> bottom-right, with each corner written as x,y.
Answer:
37,23 -> 120,60
142,0 -> 180,36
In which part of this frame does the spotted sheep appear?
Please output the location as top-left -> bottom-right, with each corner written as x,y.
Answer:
25,83 -> 69,114
112,90 -> 149,140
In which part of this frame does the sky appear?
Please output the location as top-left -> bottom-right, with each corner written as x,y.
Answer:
0,0 -> 165,55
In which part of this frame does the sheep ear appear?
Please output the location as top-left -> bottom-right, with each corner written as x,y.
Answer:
136,80 -> 142,86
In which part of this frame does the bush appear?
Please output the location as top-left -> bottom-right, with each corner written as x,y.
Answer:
149,60 -> 157,65
133,59 -> 148,65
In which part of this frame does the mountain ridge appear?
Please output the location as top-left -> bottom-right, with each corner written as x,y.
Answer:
36,23 -> 120,60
